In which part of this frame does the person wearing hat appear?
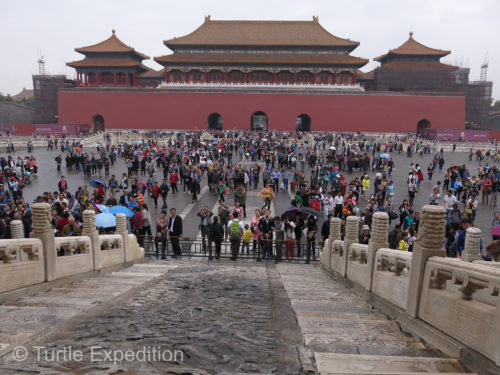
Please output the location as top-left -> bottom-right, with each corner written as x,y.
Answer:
359,224 -> 370,244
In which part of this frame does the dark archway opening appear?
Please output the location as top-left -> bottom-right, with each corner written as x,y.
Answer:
296,114 -> 311,132
91,114 -> 105,132
417,119 -> 431,136
251,111 -> 268,131
208,113 -> 223,130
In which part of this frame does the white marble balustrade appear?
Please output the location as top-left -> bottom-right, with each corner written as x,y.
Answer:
419,257 -> 500,365
346,243 -> 369,288
371,248 -> 412,310
0,239 -> 45,293
54,236 -> 93,279
99,234 -> 125,268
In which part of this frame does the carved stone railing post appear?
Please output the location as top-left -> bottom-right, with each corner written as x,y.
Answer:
330,217 -> 341,241
32,203 -> 56,281
367,212 -> 389,291
407,205 -> 447,317
326,218 -> 341,270
342,216 -> 359,276
116,213 -> 131,262
10,219 -> 24,239
83,210 -> 101,270
462,227 -> 482,262
10,220 -> 26,261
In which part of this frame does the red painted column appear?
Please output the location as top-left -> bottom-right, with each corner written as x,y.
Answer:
351,71 -> 357,84
132,72 -> 136,87
85,74 -> 88,86
126,72 -> 130,86
77,73 -> 80,87
204,71 -> 208,82
113,72 -> 117,86
96,72 -> 100,86
224,71 -> 228,83
293,72 -> 297,84
333,72 -> 336,84
244,72 -> 248,83
313,72 -> 317,84
184,71 -> 188,82
164,71 -> 170,84
273,73 -> 277,84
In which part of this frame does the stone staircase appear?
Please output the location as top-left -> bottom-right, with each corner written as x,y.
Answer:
0,263 -> 177,358
276,263 -> 475,375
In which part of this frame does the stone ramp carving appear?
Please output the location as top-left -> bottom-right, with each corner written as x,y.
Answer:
0,263 -> 177,358
276,263 -> 473,374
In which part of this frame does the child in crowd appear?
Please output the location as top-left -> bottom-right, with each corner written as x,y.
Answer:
241,224 -> 252,255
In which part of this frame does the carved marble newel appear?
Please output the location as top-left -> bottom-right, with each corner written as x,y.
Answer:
83,210 -> 101,270
461,227 -> 483,262
323,217 -> 341,269
367,212 -> 389,291
32,203 -> 56,281
329,218 -> 341,241
10,220 -> 26,261
342,216 -> 359,276
116,213 -> 131,262
406,205 -> 447,317
10,220 -> 23,239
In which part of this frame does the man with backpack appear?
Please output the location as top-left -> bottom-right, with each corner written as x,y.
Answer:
227,211 -> 244,261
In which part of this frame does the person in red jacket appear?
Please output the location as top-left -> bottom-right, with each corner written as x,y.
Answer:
416,169 -> 424,190
57,211 -> 70,236
169,170 -> 179,194
151,181 -> 160,208
132,207 -> 143,244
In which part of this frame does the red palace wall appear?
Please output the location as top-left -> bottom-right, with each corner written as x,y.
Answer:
58,89 -> 465,133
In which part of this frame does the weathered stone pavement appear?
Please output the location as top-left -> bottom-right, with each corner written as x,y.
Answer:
0,263 -> 178,358
0,261 -> 284,374
276,262 -> 471,374
0,259 -> 479,374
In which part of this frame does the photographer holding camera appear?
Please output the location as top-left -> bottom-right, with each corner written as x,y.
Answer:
428,187 -> 441,205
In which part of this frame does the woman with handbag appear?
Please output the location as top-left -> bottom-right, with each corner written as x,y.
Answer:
251,209 -> 263,256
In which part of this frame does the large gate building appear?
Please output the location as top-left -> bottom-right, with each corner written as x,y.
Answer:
59,17 -> 468,133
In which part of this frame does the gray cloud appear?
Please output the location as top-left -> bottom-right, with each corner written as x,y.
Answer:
1,0 -> 497,100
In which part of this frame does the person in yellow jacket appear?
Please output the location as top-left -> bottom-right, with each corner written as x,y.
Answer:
398,231 -> 409,251
361,175 -> 370,201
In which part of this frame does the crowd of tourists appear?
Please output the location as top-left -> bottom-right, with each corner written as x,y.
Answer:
0,129 -> 499,262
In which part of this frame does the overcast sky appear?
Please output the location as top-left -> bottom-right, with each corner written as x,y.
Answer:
1,0 -> 498,100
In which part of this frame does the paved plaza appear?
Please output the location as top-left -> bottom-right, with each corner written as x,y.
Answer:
5,142 -> 499,244
0,138 -> 496,374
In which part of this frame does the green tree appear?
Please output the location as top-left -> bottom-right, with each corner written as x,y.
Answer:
0,93 -> 13,102
494,100 -> 500,108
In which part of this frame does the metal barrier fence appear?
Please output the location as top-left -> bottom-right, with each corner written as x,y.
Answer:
137,235 -> 321,262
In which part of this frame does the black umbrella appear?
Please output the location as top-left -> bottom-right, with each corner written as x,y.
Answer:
281,208 -> 310,221
298,207 -> 320,219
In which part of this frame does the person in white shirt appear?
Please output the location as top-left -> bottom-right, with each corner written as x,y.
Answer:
323,192 -> 334,220
333,191 -> 344,218
442,189 -> 457,216
428,187 -> 441,205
